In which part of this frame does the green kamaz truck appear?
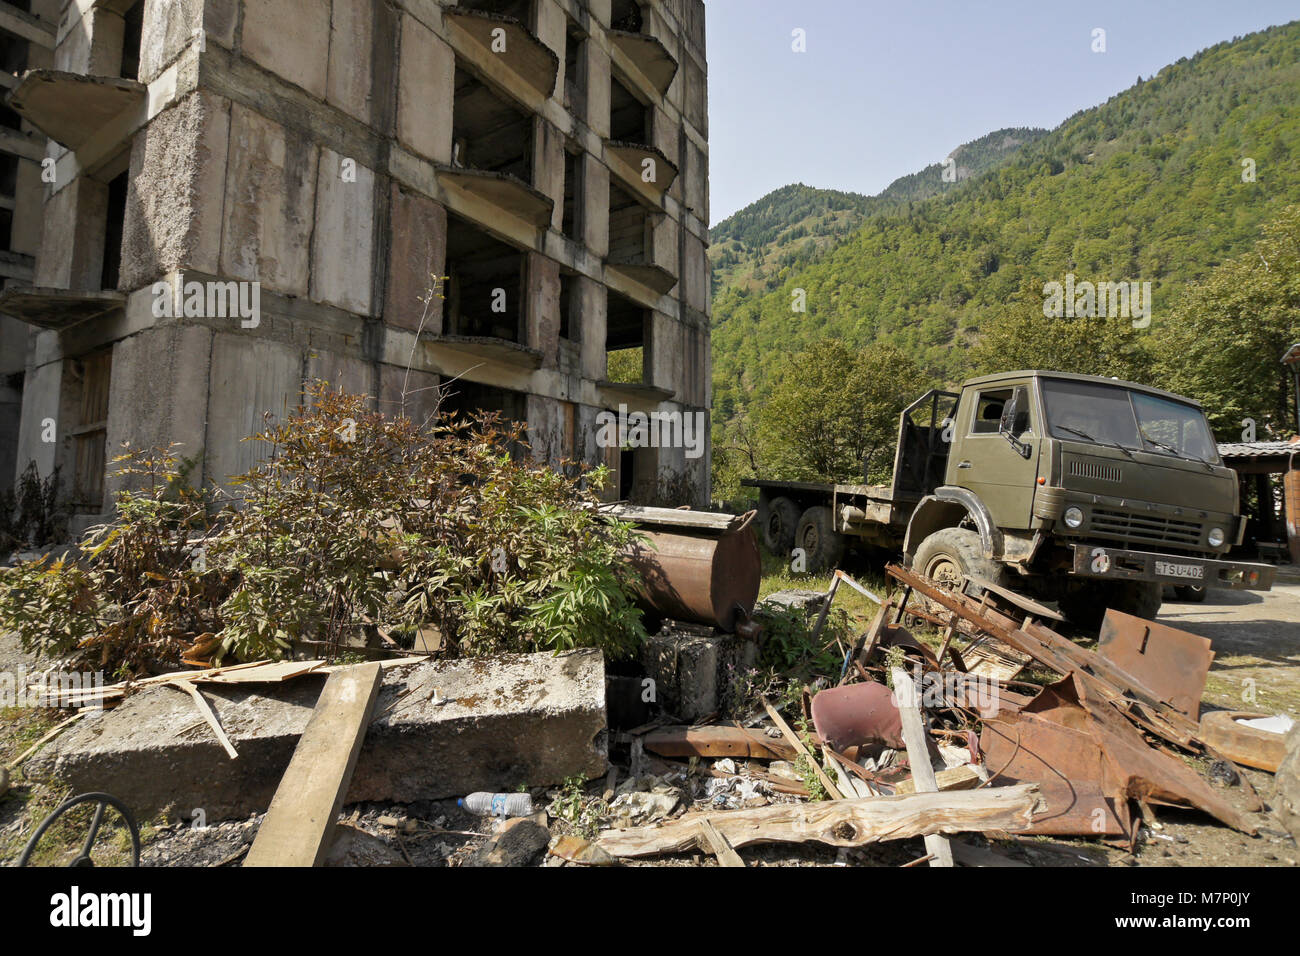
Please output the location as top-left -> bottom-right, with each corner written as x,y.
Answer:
745,370 -> 1275,625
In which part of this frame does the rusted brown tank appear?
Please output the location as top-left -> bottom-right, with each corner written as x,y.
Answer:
621,519 -> 761,632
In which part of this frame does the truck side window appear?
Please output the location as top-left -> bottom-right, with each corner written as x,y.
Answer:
971,389 -> 1011,434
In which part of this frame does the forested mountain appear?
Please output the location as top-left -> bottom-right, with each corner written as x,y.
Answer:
710,22 -> 1300,458
709,128 -> 1046,297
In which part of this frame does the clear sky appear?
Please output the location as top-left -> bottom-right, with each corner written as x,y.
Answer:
704,0 -> 1300,225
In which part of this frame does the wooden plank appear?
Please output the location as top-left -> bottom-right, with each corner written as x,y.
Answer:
244,663 -> 384,867
643,724 -> 797,761
895,764 -> 982,795
595,784 -> 1041,858
891,667 -> 953,867
699,818 -> 746,867
762,699 -> 845,800
168,680 -> 239,760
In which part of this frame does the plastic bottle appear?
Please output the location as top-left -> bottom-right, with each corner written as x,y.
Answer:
458,792 -> 533,818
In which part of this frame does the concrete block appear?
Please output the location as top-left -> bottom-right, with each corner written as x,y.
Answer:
384,183 -> 446,333
9,159 -> 45,257
204,333 -> 302,486
139,0 -> 203,82
585,46 -> 611,139
396,14 -> 454,163
241,0 -> 331,100
12,359 -> 60,481
642,622 -> 757,721
583,157 -> 609,257
220,104 -> 318,296
311,149 -> 375,315
35,179 -> 106,292
305,348 -> 372,400
378,363 -> 440,424
24,650 -> 608,821
122,91 -> 231,289
647,310 -> 681,392
577,275 -> 606,381
526,252 -> 560,363
326,0 -> 375,121
682,229 -> 709,315
102,325 -> 213,499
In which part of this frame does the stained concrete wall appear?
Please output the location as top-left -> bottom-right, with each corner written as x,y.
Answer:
14,0 -> 712,515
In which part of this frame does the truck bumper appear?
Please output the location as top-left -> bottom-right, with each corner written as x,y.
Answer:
1068,544 -> 1275,591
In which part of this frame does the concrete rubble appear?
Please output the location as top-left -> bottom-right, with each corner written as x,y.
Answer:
24,649 -> 607,820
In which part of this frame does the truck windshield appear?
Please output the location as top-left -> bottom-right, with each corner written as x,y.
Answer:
1041,379 -> 1219,464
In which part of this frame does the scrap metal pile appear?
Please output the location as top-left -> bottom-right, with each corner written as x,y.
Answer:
592,562 -> 1279,865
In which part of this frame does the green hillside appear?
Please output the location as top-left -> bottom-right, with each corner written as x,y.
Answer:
708,128 -> 1046,297
710,22 -> 1300,455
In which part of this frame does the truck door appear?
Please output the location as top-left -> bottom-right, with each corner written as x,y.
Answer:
951,382 -> 1040,530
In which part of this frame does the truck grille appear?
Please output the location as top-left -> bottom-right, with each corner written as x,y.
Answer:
1090,508 -> 1203,547
1069,460 -> 1123,482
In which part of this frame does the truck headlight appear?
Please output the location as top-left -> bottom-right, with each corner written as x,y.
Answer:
1208,527 -> 1226,547
1063,507 -> 1085,529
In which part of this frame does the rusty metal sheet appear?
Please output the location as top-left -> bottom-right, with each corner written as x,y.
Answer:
1025,675 -> 1255,834
811,681 -> 905,752
980,712 -> 1129,836
1097,610 -> 1214,719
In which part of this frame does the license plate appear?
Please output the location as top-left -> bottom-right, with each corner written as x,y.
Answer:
1155,560 -> 1204,580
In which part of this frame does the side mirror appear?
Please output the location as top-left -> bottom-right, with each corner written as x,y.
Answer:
999,387 -> 1033,458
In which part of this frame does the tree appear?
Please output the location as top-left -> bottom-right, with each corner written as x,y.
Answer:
1154,204 -> 1300,439
758,342 -> 930,483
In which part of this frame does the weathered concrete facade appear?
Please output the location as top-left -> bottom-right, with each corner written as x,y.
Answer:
2,0 -> 710,522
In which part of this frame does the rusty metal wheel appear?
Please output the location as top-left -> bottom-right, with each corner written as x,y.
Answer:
18,792 -> 140,868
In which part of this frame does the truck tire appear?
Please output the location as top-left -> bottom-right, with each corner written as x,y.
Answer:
1174,584 -> 1207,603
795,506 -> 845,572
761,496 -> 801,557
1059,580 -> 1163,629
911,528 -> 1006,598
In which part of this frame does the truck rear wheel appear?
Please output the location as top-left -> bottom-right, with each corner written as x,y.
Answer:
1059,580 -> 1163,629
795,506 -> 845,572
760,496 -> 801,557
911,528 -> 1006,598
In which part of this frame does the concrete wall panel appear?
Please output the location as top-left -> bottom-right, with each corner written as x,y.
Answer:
384,183 -> 447,333
205,333 -> 302,486
241,0 -> 331,100
311,150 -> 375,315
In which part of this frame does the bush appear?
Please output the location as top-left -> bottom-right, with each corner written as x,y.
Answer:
0,384 -> 648,676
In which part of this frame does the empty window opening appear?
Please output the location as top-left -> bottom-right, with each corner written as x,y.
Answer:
120,1 -> 144,80
564,18 -> 587,115
452,65 -> 534,184
101,170 -> 128,290
457,0 -> 534,29
439,381 -> 528,456
0,154 -> 15,252
605,289 -> 648,384
444,214 -> 527,342
561,147 -> 583,241
610,0 -> 645,33
609,77 -> 649,143
607,183 -> 650,266
0,27 -> 29,76
558,271 -> 579,343
70,350 -> 112,512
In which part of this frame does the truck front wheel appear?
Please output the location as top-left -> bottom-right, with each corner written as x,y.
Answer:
760,496 -> 801,557
911,528 -> 1007,597
795,506 -> 845,572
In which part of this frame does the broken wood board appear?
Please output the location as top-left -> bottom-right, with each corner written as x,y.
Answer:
892,667 -> 954,867
244,662 -> 384,867
895,764 -> 982,795
762,699 -> 845,800
595,784 -> 1041,858
168,680 -> 238,760
643,724 -> 797,761
699,818 -> 746,867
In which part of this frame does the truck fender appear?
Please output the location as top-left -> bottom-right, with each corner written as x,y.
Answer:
904,487 -> 1004,561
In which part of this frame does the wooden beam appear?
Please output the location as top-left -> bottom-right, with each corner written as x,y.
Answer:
699,818 -> 746,867
892,667 -> 954,867
762,699 -> 844,800
244,663 -> 383,867
643,724 -> 797,761
595,784 -> 1041,858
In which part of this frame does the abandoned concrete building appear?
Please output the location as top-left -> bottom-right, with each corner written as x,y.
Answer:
0,0 -> 711,535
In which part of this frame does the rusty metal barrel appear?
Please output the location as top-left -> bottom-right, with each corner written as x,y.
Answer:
612,506 -> 760,632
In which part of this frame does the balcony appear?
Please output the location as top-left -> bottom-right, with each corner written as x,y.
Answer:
436,165 -> 554,229
6,70 -> 145,151
425,334 -> 542,371
0,286 -> 126,330
605,140 -> 678,198
443,9 -> 558,99
609,29 -> 678,98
